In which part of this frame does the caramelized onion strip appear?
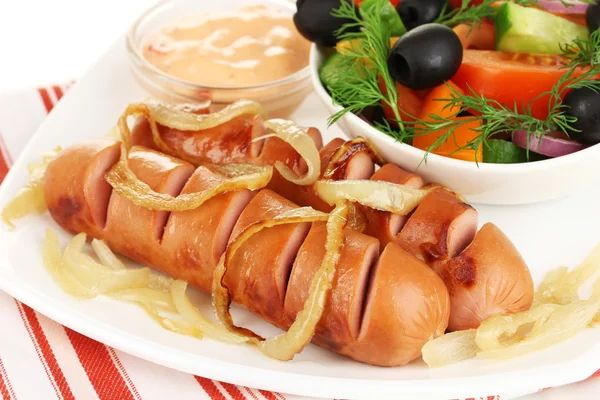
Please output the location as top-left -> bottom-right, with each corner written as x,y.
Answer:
170,281 -> 248,344
110,288 -> 177,312
142,100 -> 264,162
422,329 -> 478,368
146,99 -> 264,132
107,160 -> 272,211
212,205 -> 345,360
538,243 -> 600,305
2,147 -> 62,229
477,300 -> 600,360
105,103 -> 272,212
139,303 -> 203,338
264,119 -> 320,186
43,230 -> 207,339
43,230 -> 96,298
475,304 -> 559,351
315,180 -> 434,215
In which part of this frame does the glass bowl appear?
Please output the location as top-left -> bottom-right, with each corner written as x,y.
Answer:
127,0 -> 311,118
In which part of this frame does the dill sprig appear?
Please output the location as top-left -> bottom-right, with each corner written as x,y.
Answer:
561,29 -> 600,68
436,0 -> 539,28
328,0 -> 407,140
409,29 -> 600,161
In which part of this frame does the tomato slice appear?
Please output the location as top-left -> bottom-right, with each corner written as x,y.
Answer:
451,50 -> 580,120
452,20 -> 495,50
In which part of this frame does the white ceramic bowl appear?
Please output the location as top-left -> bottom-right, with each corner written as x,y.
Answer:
310,44 -> 600,206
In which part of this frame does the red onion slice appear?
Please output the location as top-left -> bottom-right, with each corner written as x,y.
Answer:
537,0 -> 589,14
513,130 -> 585,157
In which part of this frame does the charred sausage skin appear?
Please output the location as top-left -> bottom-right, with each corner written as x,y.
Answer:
132,117 -> 535,331
43,141 -> 450,367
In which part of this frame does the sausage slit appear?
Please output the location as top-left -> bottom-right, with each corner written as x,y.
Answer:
213,191 -> 257,261
154,166 -> 194,242
389,214 -> 408,238
356,248 -> 382,339
344,152 -> 375,180
280,223 -> 312,301
351,242 -> 380,339
86,144 -> 121,229
447,208 -> 478,258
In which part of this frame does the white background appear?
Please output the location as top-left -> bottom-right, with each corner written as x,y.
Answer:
0,0 -> 599,398
0,0 -> 155,92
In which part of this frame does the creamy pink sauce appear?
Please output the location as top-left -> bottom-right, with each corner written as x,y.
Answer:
143,5 -> 311,87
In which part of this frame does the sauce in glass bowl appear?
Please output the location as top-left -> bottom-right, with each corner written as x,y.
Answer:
142,5 -> 311,88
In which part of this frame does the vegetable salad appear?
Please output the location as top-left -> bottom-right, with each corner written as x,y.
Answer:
295,0 -> 600,164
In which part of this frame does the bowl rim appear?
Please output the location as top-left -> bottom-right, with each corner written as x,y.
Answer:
126,0 -> 310,92
309,43 -> 600,174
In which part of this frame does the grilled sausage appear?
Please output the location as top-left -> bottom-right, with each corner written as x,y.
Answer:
43,139 -> 121,239
439,223 -> 534,331
43,140 -> 451,367
126,116 -> 536,331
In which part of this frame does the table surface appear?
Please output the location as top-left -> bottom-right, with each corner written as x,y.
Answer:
1,1 -> 598,398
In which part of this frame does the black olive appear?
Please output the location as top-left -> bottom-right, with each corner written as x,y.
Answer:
387,23 -> 463,90
293,0 -> 357,47
586,2 -> 600,33
397,0 -> 448,31
563,84 -> 600,145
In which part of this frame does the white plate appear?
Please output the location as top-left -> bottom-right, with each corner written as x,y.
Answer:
0,35 -> 600,400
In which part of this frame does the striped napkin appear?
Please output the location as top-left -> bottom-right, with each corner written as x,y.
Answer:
0,83 -> 598,400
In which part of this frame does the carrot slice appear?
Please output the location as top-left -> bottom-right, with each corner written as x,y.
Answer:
419,81 -> 463,121
415,118 -> 483,163
379,80 -> 425,124
414,83 -> 482,162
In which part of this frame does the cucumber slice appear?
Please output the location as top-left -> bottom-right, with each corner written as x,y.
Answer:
319,52 -> 347,90
360,0 -> 406,37
484,139 -> 529,164
495,2 -> 589,55
484,139 -> 549,163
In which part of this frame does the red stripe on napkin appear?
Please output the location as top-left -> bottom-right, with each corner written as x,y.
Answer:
37,88 -> 53,113
52,85 -> 64,101
0,357 -> 15,400
220,382 -> 247,400
65,328 -> 136,400
195,377 -> 229,400
243,387 -> 260,400
16,303 -> 75,400
107,348 -> 142,400
0,370 -> 9,400
0,133 -> 11,183
260,389 -> 280,400
0,152 -> 8,184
